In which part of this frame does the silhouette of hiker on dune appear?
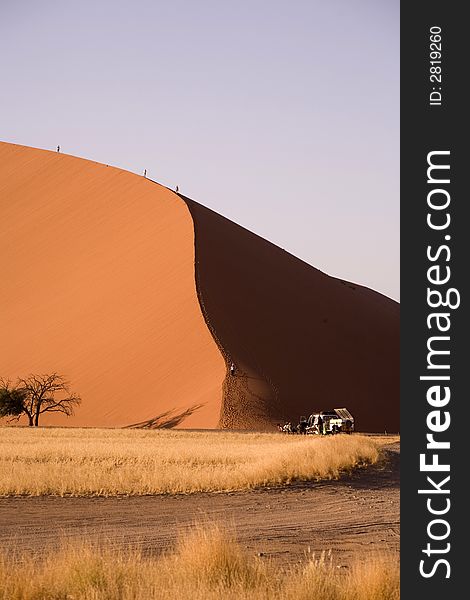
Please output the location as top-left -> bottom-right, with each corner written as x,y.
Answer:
57,145 -> 60,153
230,362 -> 236,376
143,169 -> 147,178
175,185 -> 179,192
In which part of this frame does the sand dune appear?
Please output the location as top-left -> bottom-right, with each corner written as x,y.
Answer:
0,142 -> 399,431
0,142 -> 225,428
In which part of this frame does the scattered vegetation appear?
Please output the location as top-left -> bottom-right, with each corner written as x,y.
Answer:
0,523 -> 399,599
0,373 -> 81,426
0,428 -> 388,496
0,383 -> 26,420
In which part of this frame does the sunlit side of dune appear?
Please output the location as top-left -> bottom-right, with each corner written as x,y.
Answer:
0,142 -> 225,428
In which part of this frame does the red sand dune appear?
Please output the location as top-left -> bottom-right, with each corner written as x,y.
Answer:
0,142 -> 399,431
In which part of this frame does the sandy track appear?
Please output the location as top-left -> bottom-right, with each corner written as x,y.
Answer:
0,444 -> 399,567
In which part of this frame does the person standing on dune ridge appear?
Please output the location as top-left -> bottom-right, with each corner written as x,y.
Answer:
57,145 -> 60,153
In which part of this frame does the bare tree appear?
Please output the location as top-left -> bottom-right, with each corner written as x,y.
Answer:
14,373 -> 81,426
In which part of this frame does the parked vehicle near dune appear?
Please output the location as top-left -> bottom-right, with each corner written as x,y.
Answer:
306,408 -> 354,435
278,408 -> 354,435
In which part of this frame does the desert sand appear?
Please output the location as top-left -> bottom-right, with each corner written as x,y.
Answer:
0,141 -> 399,431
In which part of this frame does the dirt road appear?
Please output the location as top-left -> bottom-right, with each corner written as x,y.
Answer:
0,443 -> 399,567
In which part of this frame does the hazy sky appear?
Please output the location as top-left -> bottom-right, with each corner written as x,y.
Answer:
1,0 -> 399,300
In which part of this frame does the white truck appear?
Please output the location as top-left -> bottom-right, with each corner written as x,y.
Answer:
306,407 -> 354,434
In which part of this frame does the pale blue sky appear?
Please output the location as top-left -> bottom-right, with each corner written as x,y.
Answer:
1,0 -> 399,299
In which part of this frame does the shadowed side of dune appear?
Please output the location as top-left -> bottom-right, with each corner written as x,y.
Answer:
182,196 -> 399,432
0,142 -> 225,428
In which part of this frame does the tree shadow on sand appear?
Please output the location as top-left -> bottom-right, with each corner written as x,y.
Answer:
125,404 -> 204,429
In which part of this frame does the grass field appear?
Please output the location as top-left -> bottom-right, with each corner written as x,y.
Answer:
0,428 -> 388,496
0,523 -> 399,600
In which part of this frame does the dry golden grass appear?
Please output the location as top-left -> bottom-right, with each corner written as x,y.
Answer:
0,523 -> 399,600
0,428 -> 390,496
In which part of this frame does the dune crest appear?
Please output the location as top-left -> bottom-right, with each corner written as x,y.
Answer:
0,142 -> 399,431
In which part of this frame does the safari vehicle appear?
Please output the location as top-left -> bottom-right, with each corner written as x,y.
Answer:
306,407 -> 354,434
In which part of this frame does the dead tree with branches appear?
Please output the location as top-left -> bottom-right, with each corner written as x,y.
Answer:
1,373 -> 82,426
